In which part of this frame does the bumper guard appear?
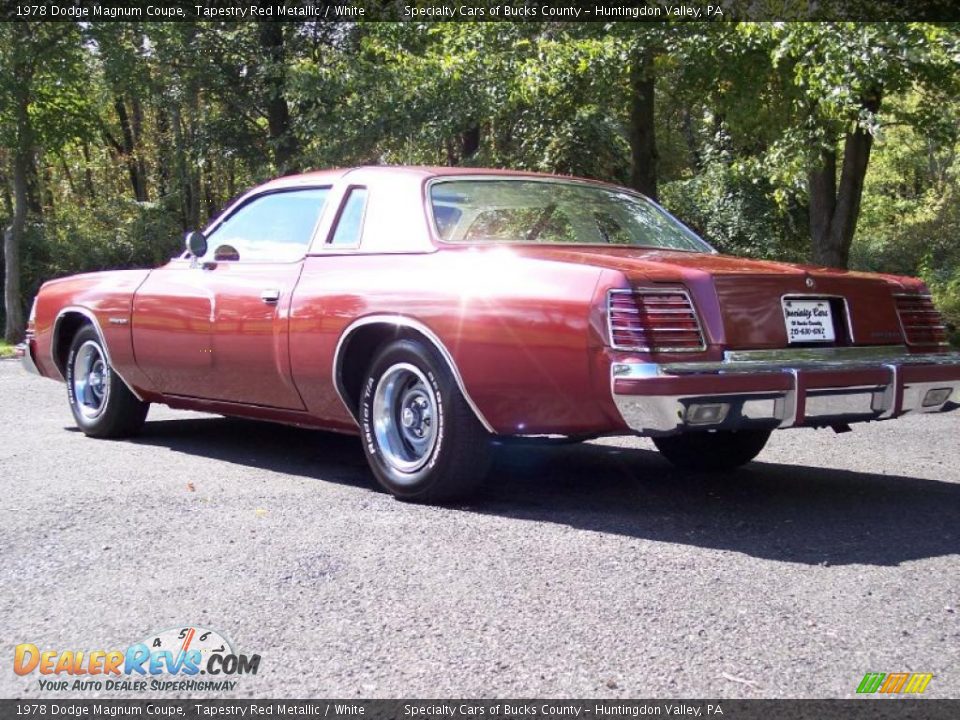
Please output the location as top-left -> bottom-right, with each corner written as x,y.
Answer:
16,341 -> 40,376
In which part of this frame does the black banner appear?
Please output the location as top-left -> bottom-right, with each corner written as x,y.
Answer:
0,700 -> 958,720
0,0 -> 959,22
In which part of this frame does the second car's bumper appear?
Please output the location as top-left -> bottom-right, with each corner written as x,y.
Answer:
612,346 -> 960,435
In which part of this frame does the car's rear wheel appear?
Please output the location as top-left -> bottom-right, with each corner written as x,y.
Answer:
359,338 -> 491,502
66,325 -> 148,438
652,429 -> 771,471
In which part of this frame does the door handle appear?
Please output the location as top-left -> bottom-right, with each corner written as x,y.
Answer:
260,289 -> 281,303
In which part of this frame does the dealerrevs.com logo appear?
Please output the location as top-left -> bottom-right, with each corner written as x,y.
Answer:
14,626 -> 260,692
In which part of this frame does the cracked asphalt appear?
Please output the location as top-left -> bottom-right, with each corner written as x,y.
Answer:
1,359 -> 958,699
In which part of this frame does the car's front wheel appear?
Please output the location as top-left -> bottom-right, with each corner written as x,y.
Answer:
359,338 -> 492,502
652,429 -> 771,471
66,325 -> 149,438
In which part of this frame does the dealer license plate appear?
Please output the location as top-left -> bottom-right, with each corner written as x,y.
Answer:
782,298 -> 835,343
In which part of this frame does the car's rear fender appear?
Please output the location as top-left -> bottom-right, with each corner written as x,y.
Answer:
289,250 -> 612,436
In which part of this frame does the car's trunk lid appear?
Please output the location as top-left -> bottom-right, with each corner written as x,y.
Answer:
507,245 -> 909,349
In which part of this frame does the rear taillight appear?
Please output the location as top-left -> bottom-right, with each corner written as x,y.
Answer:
894,293 -> 948,348
608,289 -> 706,352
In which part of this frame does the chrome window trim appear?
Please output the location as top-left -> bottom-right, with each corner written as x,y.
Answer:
780,293 -> 856,344
331,314 -> 496,435
607,288 -> 707,353
51,306 -> 145,401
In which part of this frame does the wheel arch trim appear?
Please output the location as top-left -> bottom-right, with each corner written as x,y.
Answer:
332,314 -> 496,434
52,306 -> 145,401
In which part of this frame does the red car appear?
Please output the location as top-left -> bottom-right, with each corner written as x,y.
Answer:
18,166 -> 960,501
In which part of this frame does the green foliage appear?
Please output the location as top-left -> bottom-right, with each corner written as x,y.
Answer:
21,202 -> 182,300
0,23 -> 93,149
848,91 -> 960,341
661,155 -> 808,262
1,20 -> 959,342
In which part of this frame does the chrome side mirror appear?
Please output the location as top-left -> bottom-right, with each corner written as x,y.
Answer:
184,230 -> 207,258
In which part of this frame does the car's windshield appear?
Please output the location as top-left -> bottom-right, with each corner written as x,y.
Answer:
430,179 -> 713,253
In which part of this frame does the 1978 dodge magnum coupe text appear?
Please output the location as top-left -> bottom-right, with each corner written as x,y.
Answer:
18,167 -> 960,501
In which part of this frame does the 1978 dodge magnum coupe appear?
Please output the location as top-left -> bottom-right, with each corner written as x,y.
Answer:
18,166 -> 960,501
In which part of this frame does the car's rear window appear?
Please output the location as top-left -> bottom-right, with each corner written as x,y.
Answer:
430,179 -> 712,253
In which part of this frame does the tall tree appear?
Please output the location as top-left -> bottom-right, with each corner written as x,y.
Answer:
91,23 -> 154,203
768,23 -> 959,268
0,22 -> 90,343
258,22 -> 299,175
627,43 -> 658,199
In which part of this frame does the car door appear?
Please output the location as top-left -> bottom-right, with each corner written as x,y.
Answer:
133,187 -> 331,408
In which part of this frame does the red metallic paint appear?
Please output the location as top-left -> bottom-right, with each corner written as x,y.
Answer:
133,259 -> 306,409
23,166 -> 959,439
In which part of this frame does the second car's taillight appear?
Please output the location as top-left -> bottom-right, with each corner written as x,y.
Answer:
608,289 -> 706,352
894,293 -> 949,348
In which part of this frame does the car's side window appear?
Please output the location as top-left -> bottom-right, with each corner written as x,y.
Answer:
204,188 -> 330,263
329,187 -> 368,247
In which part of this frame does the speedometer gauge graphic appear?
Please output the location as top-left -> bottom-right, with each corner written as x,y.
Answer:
137,626 -> 234,668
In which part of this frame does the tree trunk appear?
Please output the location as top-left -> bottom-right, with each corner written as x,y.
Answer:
131,96 -> 148,200
681,109 -> 701,172
258,21 -> 299,175
171,101 -> 200,230
81,141 -> 97,200
0,165 -> 13,219
25,153 -> 42,214
460,124 -> 480,161
58,153 -> 77,197
628,46 -> 658,200
115,96 -> 148,201
154,106 -> 169,200
808,145 -> 837,264
4,101 -> 30,344
808,92 -> 881,269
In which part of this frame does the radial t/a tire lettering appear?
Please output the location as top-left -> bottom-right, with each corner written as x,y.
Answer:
359,338 -> 492,502
66,325 -> 149,439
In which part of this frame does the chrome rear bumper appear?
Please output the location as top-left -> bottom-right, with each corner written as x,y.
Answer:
612,346 -> 960,435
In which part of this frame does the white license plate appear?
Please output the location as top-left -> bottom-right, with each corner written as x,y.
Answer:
782,298 -> 835,343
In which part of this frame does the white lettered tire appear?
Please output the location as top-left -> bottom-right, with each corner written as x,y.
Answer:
359,338 -> 491,502
66,325 -> 149,438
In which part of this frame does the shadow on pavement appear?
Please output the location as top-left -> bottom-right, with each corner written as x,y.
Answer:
123,415 -> 960,568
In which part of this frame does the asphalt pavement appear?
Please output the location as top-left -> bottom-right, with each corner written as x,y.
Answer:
1,359 -> 958,699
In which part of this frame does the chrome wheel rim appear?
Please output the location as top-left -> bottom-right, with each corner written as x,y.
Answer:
72,340 -> 110,420
372,363 -> 439,476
